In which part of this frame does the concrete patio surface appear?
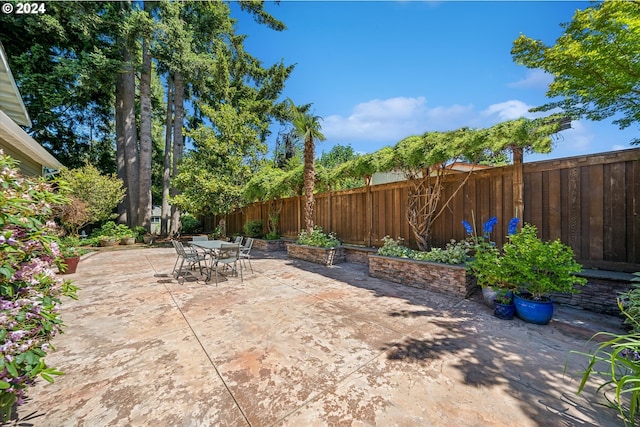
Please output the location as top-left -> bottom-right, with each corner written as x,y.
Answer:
8,246 -> 628,426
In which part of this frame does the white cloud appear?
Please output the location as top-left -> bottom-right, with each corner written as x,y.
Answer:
482,100 -> 535,121
508,69 -> 553,90
322,96 -> 476,142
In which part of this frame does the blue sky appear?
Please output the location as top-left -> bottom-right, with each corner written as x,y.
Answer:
231,1 -> 638,163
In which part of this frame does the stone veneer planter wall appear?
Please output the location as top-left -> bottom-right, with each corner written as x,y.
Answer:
286,244 -> 346,266
251,238 -> 285,252
368,254 -> 475,299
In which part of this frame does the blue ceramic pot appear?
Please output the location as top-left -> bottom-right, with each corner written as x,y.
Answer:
493,301 -> 516,320
514,293 -> 554,325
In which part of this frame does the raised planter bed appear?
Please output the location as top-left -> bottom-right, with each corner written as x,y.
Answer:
252,238 -> 285,252
368,254 -> 475,299
287,243 -> 346,266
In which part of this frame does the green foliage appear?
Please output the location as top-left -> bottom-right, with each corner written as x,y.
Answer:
55,164 -> 125,227
467,242 -> 509,289
244,220 -> 264,238
296,226 -> 340,248
57,236 -> 91,259
265,231 -> 281,240
115,224 -> 135,239
512,1 -> 640,143
377,236 -> 471,265
619,274 -> 640,333
0,153 -> 77,420
571,305 -> 640,427
243,163 -> 294,202
180,214 -> 202,234
317,144 -> 364,190
133,226 -> 148,240
173,103 -> 269,215
501,224 -> 586,300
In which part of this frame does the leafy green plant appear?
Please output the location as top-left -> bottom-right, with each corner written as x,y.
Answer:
57,236 -> 90,258
133,226 -> 148,241
93,221 -> 117,240
265,231 -> 281,240
0,152 -> 77,421
244,220 -> 264,238
494,289 -> 513,305
619,273 -> 640,333
181,214 -> 202,234
464,214 -> 520,290
115,224 -> 134,239
501,223 -> 586,300
296,226 -> 340,248
377,236 -> 470,265
571,304 -> 640,427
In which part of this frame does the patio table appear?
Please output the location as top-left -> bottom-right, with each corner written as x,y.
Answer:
190,240 -> 241,281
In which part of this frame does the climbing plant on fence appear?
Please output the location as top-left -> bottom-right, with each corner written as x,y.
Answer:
0,152 -> 78,421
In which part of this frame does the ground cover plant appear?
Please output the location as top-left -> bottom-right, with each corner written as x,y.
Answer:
377,236 -> 471,265
0,153 -> 77,421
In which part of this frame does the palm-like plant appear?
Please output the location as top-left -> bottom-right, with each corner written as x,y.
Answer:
288,99 -> 326,234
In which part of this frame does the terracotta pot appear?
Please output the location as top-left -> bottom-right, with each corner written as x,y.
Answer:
61,256 -> 80,274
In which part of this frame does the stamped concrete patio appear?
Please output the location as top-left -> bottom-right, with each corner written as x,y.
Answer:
10,246 -> 627,426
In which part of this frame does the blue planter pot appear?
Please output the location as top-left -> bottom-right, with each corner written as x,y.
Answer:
493,301 -> 516,320
514,293 -> 554,325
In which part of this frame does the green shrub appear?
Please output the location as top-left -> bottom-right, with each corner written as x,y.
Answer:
296,226 -> 340,248
377,236 -> 470,265
181,214 -> 202,234
244,220 -> 264,238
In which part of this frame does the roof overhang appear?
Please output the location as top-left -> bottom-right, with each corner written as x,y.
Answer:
0,109 -> 63,170
0,43 -> 31,127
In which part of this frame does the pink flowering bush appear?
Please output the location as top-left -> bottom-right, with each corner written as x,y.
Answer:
0,152 -> 77,421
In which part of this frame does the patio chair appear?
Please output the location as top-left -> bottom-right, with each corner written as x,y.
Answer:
234,235 -> 244,245
172,240 -> 207,280
208,243 -> 243,286
191,235 -> 209,241
240,237 -> 254,273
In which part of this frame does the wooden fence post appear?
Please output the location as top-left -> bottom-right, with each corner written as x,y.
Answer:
512,146 -> 524,222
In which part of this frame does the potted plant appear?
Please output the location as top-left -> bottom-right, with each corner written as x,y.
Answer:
464,215 -> 518,307
493,289 -> 515,320
500,223 -> 586,324
57,242 -> 89,274
96,221 -> 118,247
116,224 -> 135,245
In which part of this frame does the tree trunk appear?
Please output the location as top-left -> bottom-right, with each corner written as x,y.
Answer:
115,63 -> 127,225
138,24 -> 152,231
122,42 -> 140,228
303,137 -> 315,234
512,145 -> 524,223
170,71 -> 184,237
161,76 -> 173,237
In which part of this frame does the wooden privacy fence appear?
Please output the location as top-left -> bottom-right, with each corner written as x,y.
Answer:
202,148 -> 640,272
